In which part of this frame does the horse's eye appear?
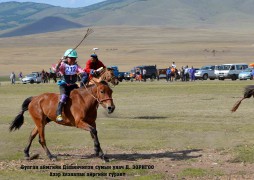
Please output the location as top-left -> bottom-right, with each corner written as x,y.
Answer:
100,90 -> 104,94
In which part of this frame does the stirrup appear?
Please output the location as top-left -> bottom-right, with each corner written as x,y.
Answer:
56,115 -> 63,122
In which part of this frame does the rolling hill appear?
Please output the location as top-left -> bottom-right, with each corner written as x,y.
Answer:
0,0 -> 254,37
0,16 -> 84,37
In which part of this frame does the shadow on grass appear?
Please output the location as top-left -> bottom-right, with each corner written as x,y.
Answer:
107,149 -> 202,161
133,116 -> 167,120
57,149 -> 202,161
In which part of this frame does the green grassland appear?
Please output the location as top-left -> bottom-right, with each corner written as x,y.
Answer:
1,80 -> 254,179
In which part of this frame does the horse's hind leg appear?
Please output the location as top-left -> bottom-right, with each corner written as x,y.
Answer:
37,123 -> 56,160
24,126 -> 38,159
31,114 -> 56,160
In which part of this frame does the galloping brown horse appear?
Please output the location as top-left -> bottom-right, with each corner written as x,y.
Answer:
9,81 -> 115,162
231,85 -> 254,112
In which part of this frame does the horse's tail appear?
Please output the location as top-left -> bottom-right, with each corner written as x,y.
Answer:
9,97 -> 33,132
231,85 -> 254,112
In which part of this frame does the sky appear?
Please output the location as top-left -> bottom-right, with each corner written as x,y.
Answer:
0,0 -> 107,8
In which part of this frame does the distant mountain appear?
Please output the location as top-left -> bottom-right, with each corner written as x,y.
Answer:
1,0 -> 254,37
0,16 -> 84,37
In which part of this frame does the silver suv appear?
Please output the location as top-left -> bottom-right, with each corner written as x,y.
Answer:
195,65 -> 216,80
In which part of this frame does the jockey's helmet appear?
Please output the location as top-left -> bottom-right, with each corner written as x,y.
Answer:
64,49 -> 78,58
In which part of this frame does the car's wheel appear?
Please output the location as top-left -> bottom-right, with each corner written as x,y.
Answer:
30,80 -> 34,84
151,74 -> 156,80
202,74 -> 208,80
231,74 -> 237,81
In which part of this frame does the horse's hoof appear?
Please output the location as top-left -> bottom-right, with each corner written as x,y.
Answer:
49,155 -> 57,161
100,155 -> 109,162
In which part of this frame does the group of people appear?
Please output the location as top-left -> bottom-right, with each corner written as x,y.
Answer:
9,72 -> 23,84
165,62 -> 196,82
166,62 -> 178,82
179,66 -> 196,82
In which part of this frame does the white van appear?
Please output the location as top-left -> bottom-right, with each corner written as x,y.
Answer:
217,63 -> 248,80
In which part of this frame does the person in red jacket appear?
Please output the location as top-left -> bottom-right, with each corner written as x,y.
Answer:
80,54 -> 106,86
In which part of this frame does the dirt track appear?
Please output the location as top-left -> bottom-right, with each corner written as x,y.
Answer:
1,148 -> 254,179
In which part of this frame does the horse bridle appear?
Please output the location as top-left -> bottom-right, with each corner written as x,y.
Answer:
84,83 -> 113,108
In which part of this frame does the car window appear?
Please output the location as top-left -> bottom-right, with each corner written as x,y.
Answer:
221,65 -> 231,70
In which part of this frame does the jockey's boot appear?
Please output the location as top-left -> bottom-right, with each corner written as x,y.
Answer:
56,102 -> 64,122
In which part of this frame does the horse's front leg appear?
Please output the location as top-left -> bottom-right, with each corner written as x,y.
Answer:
77,121 -> 108,162
89,128 -> 108,162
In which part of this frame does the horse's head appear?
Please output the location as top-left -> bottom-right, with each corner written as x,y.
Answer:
94,81 -> 115,114
99,68 -> 119,86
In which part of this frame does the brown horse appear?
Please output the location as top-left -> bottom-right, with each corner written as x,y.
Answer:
231,85 -> 254,112
46,72 -> 58,83
87,67 -> 119,86
9,81 -> 115,162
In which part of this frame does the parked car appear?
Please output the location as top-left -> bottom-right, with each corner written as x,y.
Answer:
217,63 -> 248,80
124,70 -> 135,81
134,65 -> 157,79
22,73 -> 42,84
194,65 -> 217,80
238,67 -> 254,80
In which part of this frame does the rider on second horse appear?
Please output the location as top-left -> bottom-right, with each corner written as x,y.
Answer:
55,49 -> 85,122
80,54 -> 106,87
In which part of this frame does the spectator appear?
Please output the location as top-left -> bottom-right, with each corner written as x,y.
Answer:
166,67 -> 171,82
18,72 -> 23,82
184,65 -> 189,81
189,66 -> 196,81
10,72 -> 16,84
142,68 -> 147,82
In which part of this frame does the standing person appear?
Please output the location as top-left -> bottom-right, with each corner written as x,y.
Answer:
189,66 -> 196,81
166,67 -> 171,82
10,72 -> 16,84
180,66 -> 185,81
80,54 -> 106,86
172,62 -> 176,68
18,72 -> 23,82
142,68 -> 147,82
184,65 -> 189,81
54,49 -> 85,122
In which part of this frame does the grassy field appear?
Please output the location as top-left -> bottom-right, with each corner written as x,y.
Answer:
1,79 -> 254,179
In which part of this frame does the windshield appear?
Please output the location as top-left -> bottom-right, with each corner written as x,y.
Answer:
200,66 -> 212,70
215,66 -> 222,70
220,65 -> 231,70
243,68 -> 253,72
26,74 -> 35,77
